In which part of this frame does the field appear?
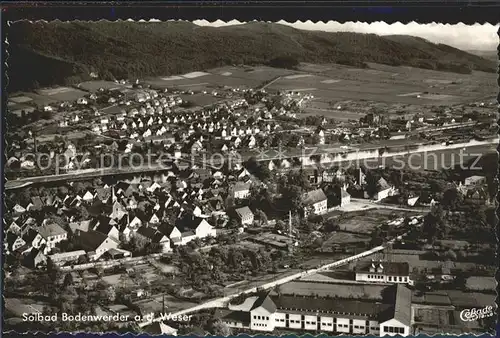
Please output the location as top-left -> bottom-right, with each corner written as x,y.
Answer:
140,62 -> 495,125
179,93 -> 223,107
268,62 -> 496,111
414,307 -> 456,327
277,281 -> 387,300
36,86 -> 88,102
465,276 -> 496,291
145,66 -> 298,92
322,232 -> 371,246
336,209 -> 402,234
78,80 -> 129,92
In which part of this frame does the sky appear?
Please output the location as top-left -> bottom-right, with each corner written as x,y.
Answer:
193,20 -> 498,51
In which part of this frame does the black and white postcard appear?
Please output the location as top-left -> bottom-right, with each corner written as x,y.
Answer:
4,19 -> 498,335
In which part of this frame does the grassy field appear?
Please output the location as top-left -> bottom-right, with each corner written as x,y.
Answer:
179,93 -> 223,107
465,276 -> 496,291
414,308 -> 455,327
36,86 -> 88,102
78,80 -> 129,92
277,281 -> 387,300
267,62 -> 496,108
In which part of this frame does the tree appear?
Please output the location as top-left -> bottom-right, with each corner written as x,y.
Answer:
62,272 -> 74,289
255,209 -> 268,226
284,185 -> 303,212
324,218 -> 339,232
228,218 -> 240,229
444,249 -> 457,261
275,220 -> 286,232
224,195 -> 235,209
364,170 -> 380,198
210,320 -> 232,336
442,188 -> 463,210
46,258 -> 61,283
422,206 -> 445,242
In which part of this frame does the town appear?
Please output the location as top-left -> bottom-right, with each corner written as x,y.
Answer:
5,43 -> 497,335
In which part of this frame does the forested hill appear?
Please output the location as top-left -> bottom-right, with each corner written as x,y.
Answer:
8,21 -> 497,92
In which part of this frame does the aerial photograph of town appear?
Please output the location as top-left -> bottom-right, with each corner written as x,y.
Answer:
4,20 -> 498,336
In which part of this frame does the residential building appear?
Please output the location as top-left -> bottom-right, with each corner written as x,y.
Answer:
303,189 -> 328,217
340,187 -> 351,207
234,182 -> 251,199
135,226 -> 172,253
38,223 -> 68,253
142,322 -> 178,336
48,250 -> 86,266
464,175 -> 486,187
355,261 -> 412,285
76,230 -> 119,260
235,206 -> 254,226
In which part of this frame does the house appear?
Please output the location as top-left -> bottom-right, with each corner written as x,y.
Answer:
249,293 -> 277,332
340,187 -> 351,207
38,223 -> 68,253
22,229 -> 46,251
148,213 -> 160,224
166,218 -> 216,245
407,196 -> 419,206
29,196 -> 44,211
6,232 -> 26,252
303,189 -> 328,217
129,216 -> 143,229
110,201 -> 128,220
93,221 -> 120,242
135,226 -> 172,253
48,250 -> 86,266
365,177 -> 397,201
355,261 -> 412,285
315,128 -> 325,145
13,204 -> 26,214
235,206 -> 254,226
82,191 -> 94,202
234,182 -> 251,199
142,322 -> 178,336
76,230 -> 119,260
24,247 -> 47,268
69,220 -> 92,236
464,175 -> 486,187
77,97 -> 88,105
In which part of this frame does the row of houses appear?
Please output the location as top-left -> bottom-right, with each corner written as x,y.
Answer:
5,163 -> 260,268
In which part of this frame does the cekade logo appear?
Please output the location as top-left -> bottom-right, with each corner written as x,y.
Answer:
459,306 -> 494,322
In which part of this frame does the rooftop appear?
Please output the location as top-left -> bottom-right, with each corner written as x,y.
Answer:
303,188 -> 327,205
356,261 -> 410,276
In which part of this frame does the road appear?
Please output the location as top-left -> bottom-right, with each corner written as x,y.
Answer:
260,76 -> 282,90
139,244 -> 386,327
4,154 -> 219,191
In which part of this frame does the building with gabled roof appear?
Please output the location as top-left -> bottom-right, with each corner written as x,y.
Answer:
38,223 -> 67,253
135,226 -> 172,253
355,261 -> 412,285
303,188 -> 328,217
76,230 -> 119,260
235,206 -> 254,226
221,283 -> 412,336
